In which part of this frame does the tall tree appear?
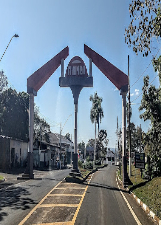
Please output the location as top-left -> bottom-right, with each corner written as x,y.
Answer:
0,88 -> 29,141
34,106 -> 50,144
78,141 -> 85,158
139,75 -> 161,175
65,133 -> 71,142
125,0 -> 161,57
0,70 -> 8,93
89,92 -> 104,133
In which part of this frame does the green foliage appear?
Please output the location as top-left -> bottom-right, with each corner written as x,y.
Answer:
96,129 -> 108,160
78,141 -> 85,157
34,106 -> 50,144
126,123 -> 144,153
65,133 -> 71,141
125,0 -> 161,56
139,75 -> 161,176
83,161 -> 93,169
90,92 -> 104,132
0,88 -> 29,141
0,71 -> 8,93
78,159 -> 83,168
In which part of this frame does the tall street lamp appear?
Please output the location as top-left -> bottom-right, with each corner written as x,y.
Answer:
0,34 -> 19,62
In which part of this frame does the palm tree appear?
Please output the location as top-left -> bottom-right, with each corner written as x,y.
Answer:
90,92 -> 104,165
90,92 -> 104,133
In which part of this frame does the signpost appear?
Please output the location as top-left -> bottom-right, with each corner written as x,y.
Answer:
135,152 -> 145,169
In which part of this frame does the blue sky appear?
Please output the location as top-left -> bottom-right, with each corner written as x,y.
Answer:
0,0 -> 160,148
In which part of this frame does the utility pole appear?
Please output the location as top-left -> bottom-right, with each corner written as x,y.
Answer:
128,55 -> 132,177
71,134 -> 72,165
59,123 -> 62,170
140,124 -> 142,153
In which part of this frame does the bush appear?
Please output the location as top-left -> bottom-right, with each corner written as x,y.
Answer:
78,159 -> 83,168
83,161 -> 93,169
95,159 -> 101,165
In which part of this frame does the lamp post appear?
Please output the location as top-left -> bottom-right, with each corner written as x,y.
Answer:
0,34 -> 19,62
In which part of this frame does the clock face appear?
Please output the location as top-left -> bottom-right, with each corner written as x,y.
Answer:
65,56 -> 88,77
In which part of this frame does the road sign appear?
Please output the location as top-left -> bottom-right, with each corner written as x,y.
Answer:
135,152 -> 145,169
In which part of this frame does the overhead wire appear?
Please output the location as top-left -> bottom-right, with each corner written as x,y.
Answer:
131,46 -> 161,88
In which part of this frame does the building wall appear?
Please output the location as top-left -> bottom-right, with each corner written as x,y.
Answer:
0,136 -> 10,171
10,139 -> 28,167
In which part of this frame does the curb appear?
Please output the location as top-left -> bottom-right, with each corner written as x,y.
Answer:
65,164 -> 108,183
116,172 -> 161,225
0,178 -> 5,183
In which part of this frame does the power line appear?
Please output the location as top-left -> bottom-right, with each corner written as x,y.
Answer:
131,72 -> 159,103
131,46 -> 161,88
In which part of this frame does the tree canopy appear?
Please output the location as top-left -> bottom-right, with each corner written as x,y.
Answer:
125,0 -> 161,56
89,92 -> 104,133
139,75 -> 161,175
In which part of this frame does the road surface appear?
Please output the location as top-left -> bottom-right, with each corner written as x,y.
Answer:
75,165 -> 155,225
0,169 -> 70,225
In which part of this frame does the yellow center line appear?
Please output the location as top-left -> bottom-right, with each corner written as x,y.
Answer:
18,180 -> 63,225
71,184 -> 89,224
48,194 -> 83,197
38,204 -> 79,208
32,222 -> 73,225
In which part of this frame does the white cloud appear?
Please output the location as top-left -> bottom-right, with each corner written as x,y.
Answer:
135,89 -> 139,95
131,89 -> 139,97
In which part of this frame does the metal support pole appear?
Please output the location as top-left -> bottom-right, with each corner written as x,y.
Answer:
128,55 -> 132,177
61,59 -> 64,77
89,58 -> 92,77
121,91 -> 128,186
59,123 -> 62,169
73,103 -> 78,171
93,121 -> 96,168
28,93 -> 34,178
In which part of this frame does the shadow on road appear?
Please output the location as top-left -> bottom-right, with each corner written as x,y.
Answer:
0,186 -> 37,222
85,182 -> 128,193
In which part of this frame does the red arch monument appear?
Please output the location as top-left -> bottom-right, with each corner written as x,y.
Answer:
24,45 -> 129,185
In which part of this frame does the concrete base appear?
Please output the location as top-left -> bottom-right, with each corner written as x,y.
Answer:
20,152 -> 34,179
72,153 -> 78,171
122,156 -> 133,187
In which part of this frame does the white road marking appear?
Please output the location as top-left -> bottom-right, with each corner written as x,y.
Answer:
116,178 -> 142,225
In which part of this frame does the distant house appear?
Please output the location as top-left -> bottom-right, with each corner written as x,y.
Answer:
33,132 -> 74,168
106,148 -> 115,162
0,135 -> 28,172
86,146 -> 94,160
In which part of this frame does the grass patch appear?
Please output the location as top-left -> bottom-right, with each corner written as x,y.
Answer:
127,165 -> 145,188
79,168 -> 92,178
0,175 -> 4,181
117,164 -> 161,219
133,177 -> 161,219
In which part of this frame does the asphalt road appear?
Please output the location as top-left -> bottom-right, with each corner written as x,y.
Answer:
0,168 -> 70,225
75,165 -> 155,225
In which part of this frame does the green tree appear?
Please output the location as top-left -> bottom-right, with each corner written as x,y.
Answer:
139,75 -> 161,175
90,92 -> 104,133
34,106 -> 50,144
0,70 -> 8,93
125,0 -> 161,56
65,133 -> 71,141
126,123 -> 144,153
0,88 -> 29,141
96,129 -> 108,161
78,141 -> 85,158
